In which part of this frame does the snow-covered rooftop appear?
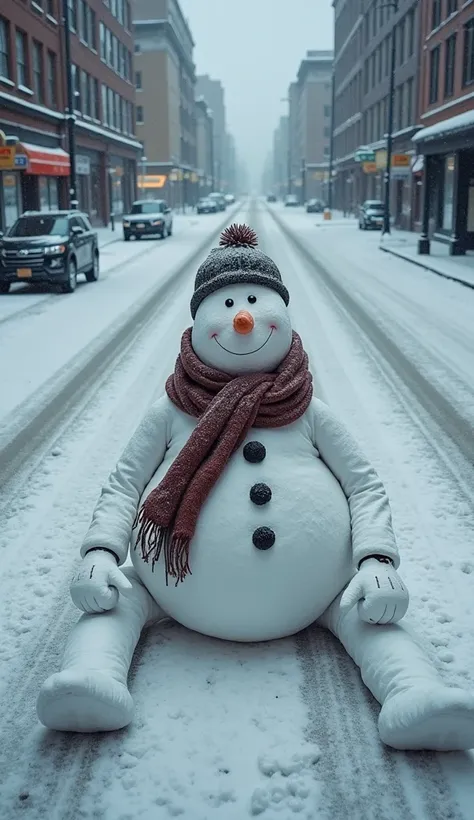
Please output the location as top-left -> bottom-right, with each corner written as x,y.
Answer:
413,109 -> 474,144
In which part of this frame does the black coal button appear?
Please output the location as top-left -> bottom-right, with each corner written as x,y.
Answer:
243,441 -> 266,463
252,527 -> 275,550
250,483 -> 272,506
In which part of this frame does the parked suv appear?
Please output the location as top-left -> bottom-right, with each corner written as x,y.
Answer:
122,200 -> 173,241
0,210 -> 99,294
359,200 -> 385,230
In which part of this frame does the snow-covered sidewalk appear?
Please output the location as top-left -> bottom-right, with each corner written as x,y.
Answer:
379,231 -> 474,289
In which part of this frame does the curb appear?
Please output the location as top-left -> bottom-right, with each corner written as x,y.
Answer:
379,244 -> 474,291
0,206 -> 240,484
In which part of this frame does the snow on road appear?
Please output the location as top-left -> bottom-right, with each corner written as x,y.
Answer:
0,201 -> 473,819
0,209 -> 238,429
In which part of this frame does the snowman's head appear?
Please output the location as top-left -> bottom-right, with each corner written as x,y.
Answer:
190,225 -> 292,375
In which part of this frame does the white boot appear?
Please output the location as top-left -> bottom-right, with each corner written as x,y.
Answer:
37,569 -> 164,732
319,593 -> 474,751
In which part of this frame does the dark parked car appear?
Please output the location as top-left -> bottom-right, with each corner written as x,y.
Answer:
196,197 -> 218,214
208,192 -> 227,211
284,194 -> 299,207
0,210 -> 99,294
306,198 -> 325,213
122,199 -> 173,241
359,200 -> 385,230
267,194 -> 277,203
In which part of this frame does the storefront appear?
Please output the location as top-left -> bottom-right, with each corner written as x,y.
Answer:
75,151 -> 103,224
414,111 -> 474,256
18,143 -> 70,214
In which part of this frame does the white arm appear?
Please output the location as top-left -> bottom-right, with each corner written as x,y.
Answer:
81,394 -> 172,565
310,398 -> 400,571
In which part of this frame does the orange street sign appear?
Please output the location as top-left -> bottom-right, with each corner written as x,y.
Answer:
362,161 -> 377,174
0,146 -> 15,170
138,174 -> 167,188
392,154 -> 410,167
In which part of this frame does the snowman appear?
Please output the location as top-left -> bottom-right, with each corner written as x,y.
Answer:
37,224 -> 474,751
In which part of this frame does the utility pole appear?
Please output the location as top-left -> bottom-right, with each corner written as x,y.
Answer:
62,0 -> 78,209
327,69 -> 336,212
382,0 -> 399,235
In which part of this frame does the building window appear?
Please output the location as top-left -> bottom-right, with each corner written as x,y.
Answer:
324,105 -> 330,118
429,45 -> 440,103
405,77 -> 413,127
90,76 -> 99,118
136,105 -> 144,123
407,9 -> 415,57
444,33 -> 457,97
447,0 -> 458,15
125,1 -> 131,31
100,23 -> 106,60
120,42 -> 126,76
463,18 -> 474,86
398,17 -> 405,66
442,155 -> 456,231
72,63 -> 81,111
0,17 -> 10,79
106,28 -> 112,66
46,0 -> 55,17
16,30 -> 28,87
135,70 -> 142,89
134,43 -> 141,54
47,50 -> 56,105
32,41 -> 44,102
89,8 -> 96,49
101,83 -> 108,124
432,0 -> 442,31
81,69 -> 89,115
68,0 -> 77,31
80,1 -> 88,42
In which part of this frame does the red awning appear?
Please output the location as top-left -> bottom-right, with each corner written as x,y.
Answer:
18,143 -> 70,176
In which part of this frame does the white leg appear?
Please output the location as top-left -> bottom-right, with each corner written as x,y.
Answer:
318,592 -> 474,751
37,568 -> 165,733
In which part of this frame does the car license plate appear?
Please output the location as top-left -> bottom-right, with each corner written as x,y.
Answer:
17,268 -> 32,278
136,223 -> 145,229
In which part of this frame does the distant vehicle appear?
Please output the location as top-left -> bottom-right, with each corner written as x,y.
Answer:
0,210 -> 99,294
122,199 -> 173,241
359,200 -> 385,230
224,193 -> 235,204
196,197 -> 218,214
267,194 -> 277,203
208,192 -> 227,211
284,194 -> 299,207
306,199 -> 325,213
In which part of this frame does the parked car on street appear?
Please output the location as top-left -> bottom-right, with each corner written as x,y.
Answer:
0,210 -> 99,294
224,193 -> 235,204
208,192 -> 227,211
197,198 -> 218,214
267,194 -> 277,202
306,198 -> 325,213
284,194 -> 299,207
122,200 -> 173,241
359,200 -> 385,230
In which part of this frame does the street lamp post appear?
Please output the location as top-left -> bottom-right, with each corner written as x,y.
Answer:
140,155 -> 147,194
327,69 -> 336,213
62,0 -> 78,209
380,0 -> 399,235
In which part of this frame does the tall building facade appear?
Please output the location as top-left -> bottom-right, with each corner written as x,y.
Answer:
413,0 -> 474,255
332,0 -> 420,227
195,74 -> 226,190
195,96 -> 213,195
271,115 -> 289,198
0,0 -> 141,230
286,51 -> 333,201
133,0 -> 198,208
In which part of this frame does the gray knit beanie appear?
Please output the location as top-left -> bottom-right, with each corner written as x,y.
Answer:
190,224 -> 290,319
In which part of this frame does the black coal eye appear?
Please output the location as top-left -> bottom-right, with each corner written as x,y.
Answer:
248,295 -> 257,304
225,298 -> 234,308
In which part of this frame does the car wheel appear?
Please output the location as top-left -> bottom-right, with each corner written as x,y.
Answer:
124,232 -> 130,241
168,222 -> 173,236
61,258 -> 77,294
135,234 -> 141,241
85,251 -> 100,283
161,226 -> 167,239
0,282 -> 10,294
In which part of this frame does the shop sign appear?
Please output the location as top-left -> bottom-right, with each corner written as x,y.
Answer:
362,161 -> 377,174
375,150 -> 387,169
0,146 -> 16,170
391,166 -> 410,179
355,147 -> 375,163
137,174 -> 167,189
14,154 -> 28,168
392,154 -> 410,168
75,155 -> 91,175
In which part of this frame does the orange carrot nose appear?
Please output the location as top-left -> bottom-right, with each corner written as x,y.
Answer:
233,310 -> 255,334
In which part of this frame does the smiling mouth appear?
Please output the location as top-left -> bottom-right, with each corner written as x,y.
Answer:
213,328 -> 274,356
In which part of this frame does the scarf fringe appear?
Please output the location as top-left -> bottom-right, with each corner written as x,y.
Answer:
133,507 -> 192,587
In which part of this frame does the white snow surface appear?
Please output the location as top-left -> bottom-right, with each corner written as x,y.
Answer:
1,201 -> 474,819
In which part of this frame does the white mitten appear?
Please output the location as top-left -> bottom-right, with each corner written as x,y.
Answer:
340,557 -> 409,625
70,549 -> 133,614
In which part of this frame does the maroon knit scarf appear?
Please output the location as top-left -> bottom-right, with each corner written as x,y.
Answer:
133,327 -> 313,585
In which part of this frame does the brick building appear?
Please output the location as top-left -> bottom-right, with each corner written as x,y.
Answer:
332,0 -> 420,227
0,0 -> 141,230
195,97 -> 214,195
413,0 -> 474,254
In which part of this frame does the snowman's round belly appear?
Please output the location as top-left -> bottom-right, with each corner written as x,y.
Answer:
131,456 -> 353,642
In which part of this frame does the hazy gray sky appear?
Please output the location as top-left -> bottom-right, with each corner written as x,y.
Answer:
180,0 -> 334,186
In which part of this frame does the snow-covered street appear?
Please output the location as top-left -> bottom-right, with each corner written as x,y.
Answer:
1,199 -> 474,819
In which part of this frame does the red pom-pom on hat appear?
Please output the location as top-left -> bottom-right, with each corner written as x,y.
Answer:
219,224 -> 258,248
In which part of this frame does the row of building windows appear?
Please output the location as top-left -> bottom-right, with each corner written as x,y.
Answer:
363,77 -> 414,146
431,0 -> 458,32
364,9 -> 416,96
429,17 -> 474,104
102,0 -> 132,31
70,61 -> 134,135
101,83 -> 134,135
0,16 -> 58,105
99,22 -> 133,82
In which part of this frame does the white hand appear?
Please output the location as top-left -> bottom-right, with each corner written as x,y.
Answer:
70,550 -> 132,614
340,558 -> 409,625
